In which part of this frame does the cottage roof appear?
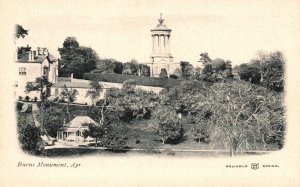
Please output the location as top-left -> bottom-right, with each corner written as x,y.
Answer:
62,116 -> 99,129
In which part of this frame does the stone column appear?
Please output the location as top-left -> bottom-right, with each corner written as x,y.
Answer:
161,35 -> 164,54
152,35 -> 155,54
158,35 -> 161,53
164,35 -> 166,54
167,35 -> 170,54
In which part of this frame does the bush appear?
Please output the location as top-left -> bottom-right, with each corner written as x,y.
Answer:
18,124 -> 44,155
25,96 -> 30,101
102,133 -> 127,151
16,102 -> 23,111
159,68 -> 168,78
18,96 -> 22,101
83,73 -> 180,88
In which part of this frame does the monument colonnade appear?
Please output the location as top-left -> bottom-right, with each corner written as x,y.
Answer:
152,34 -> 170,54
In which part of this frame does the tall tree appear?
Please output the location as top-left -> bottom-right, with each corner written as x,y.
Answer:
202,81 -> 285,156
58,37 -> 99,78
86,79 -> 111,125
260,51 -> 284,92
61,85 -> 78,119
152,107 -> 184,144
180,61 -> 193,79
122,59 -> 139,75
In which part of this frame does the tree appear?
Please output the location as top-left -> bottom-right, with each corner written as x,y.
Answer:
36,106 -> 65,138
18,123 -> 43,155
25,76 -> 52,105
140,64 -> 151,76
94,58 -> 123,74
85,79 -> 112,125
238,61 -> 261,84
260,51 -> 284,92
60,85 -> 78,118
170,68 -> 181,79
203,81 -> 285,156
199,55 -> 233,83
58,37 -> 99,78
198,52 -> 211,65
82,123 -> 106,146
106,79 -> 159,122
86,79 -> 103,105
159,68 -> 168,78
180,61 -> 193,79
153,107 -> 184,144
15,24 -> 28,39
122,59 -> 139,75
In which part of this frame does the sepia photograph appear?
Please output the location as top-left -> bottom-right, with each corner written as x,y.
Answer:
1,0 -> 300,186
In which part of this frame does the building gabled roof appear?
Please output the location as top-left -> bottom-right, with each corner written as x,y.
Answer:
59,116 -> 99,131
16,54 -> 48,63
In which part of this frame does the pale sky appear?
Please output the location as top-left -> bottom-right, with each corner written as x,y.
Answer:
12,0 -> 299,67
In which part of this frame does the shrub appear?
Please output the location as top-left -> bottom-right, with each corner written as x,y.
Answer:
16,102 -> 24,111
18,124 -> 44,155
159,68 -> 168,78
102,133 -> 127,151
25,96 -> 30,101
18,96 -> 22,101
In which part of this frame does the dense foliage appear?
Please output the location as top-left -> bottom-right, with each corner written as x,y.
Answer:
152,107 -> 184,144
106,79 -> 159,122
58,37 -> 99,78
17,114 -> 43,155
237,51 -> 284,92
36,106 -> 65,138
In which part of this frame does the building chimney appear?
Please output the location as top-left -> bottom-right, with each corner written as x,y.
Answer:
37,47 -> 42,55
43,48 -> 49,56
29,51 -> 34,61
25,51 -> 30,61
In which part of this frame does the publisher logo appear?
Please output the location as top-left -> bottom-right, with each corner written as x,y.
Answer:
251,163 -> 259,170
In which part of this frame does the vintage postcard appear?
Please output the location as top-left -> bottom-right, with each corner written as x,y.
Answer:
0,0 -> 300,186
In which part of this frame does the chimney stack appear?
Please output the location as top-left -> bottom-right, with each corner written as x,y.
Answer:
42,48 -> 49,56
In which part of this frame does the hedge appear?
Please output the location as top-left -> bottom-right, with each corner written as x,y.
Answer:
83,73 -> 180,88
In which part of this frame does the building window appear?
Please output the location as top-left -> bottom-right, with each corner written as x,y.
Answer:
19,67 -> 26,75
76,131 -> 81,136
43,67 -> 49,77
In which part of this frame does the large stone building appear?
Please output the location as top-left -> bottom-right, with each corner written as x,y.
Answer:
147,14 -> 180,77
14,46 -> 58,101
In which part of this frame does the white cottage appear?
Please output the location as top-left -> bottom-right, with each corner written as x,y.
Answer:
57,116 -> 98,144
